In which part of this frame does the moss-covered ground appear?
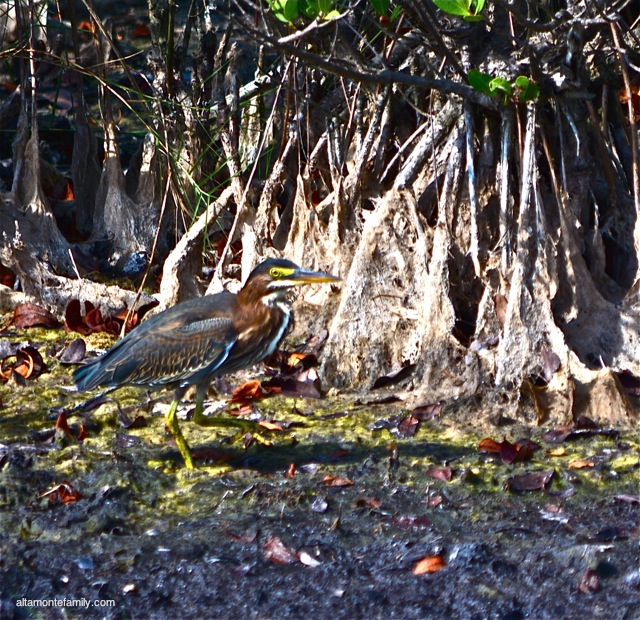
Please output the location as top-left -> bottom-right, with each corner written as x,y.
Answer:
1,326 -> 639,619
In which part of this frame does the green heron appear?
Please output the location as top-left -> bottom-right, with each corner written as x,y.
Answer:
73,258 -> 339,468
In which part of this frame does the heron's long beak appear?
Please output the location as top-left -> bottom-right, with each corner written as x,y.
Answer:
291,267 -> 341,285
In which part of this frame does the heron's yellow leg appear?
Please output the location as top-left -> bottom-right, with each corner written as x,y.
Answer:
165,399 -> 194,469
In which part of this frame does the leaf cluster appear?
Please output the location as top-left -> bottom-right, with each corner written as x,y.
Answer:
267,0 -> 398,24
467,69 -> 540,104
432,0 -> 486,22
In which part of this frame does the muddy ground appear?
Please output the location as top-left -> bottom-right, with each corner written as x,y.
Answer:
0,327 -> 639,620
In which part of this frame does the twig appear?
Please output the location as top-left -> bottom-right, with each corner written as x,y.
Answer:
499,107 -> 514,272
67,249 -> 81,280
241,25 -> 498,110
379,119 -> 430,185
464,103 -> 481,276
278,14 -> 348,44
214,60 -> 292,280
610,23 -> 640,229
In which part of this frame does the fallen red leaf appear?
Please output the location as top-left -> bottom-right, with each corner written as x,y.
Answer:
578,568 -> 600,593
64,299 -> 91,335
411,403 -> 442,420
499,439 -> 520,464
355,497 -> 382,509
85,305 -> 105,331
479,437 -> 539,464
513,439 -> 539,462
413,554 -> 446,575
261,376 -> 322,399
55,412 -> 86,441
506,469 -> 554,492
426,466 -> 452,482
55,412 -> 75,439
40,480 -> 83,504
13,303 -> 60,328
258,420 -> 283,431
286,463 -> 296,478
322,475 -> 354,487
567,458 -> 594,469
12,350 -> 34,379
227,403 -> 256,417
263,536 -> 298,565
1,346 -> 46,382
619,84 -> 640,121
397,415 -> 420,438
15,346 -> 45,379
112,301 -> 159,332
59,338 -> 87,364
229,380 -> 266,404
478,437 -> 502,453
65,299 -> 156,337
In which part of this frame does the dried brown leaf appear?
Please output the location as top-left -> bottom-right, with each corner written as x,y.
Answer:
567,458 -> 594,469
322,475 -> 354,487
426,466 -> 452,482
13,303 -> 60,328
413,554 -> 446,575
230,380 -> 265,403
40,480 -> 83,504
263,536 -> 298,565
506,469 -> 554,492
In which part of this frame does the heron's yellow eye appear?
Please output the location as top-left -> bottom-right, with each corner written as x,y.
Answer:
268,266 -> 295,279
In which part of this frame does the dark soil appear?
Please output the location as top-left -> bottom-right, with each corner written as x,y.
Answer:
1,360 -> 639,619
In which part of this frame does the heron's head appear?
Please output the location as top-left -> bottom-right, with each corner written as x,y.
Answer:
241,258 -> 340,306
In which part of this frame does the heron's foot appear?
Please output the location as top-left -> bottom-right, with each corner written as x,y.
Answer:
228,426 -> 273,447
166,399 -> 195,469
192,409 -> 274,447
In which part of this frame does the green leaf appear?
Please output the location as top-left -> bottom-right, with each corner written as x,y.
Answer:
390,5 -> 403,20
515,76 -> 540,102
317,0 -> 334,15
300,0 -> 319,18
488,77 -> 513,97
467,69 -> 494,96
463,14 -> 484,21
471,0 -> 485,13
432,0 -> 473,18
323,8 -> 341,19
370,0 -> 390,16
268,0 -> 299,23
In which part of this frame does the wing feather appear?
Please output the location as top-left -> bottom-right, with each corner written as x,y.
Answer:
74,294 -> 239,391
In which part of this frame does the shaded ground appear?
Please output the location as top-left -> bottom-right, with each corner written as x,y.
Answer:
0,328 -> 639,619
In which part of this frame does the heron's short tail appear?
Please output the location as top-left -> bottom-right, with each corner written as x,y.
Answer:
73,358 -> 106,392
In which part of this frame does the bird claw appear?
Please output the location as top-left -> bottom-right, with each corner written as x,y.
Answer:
228,429 -> 273,448
193,413 -> 275,447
